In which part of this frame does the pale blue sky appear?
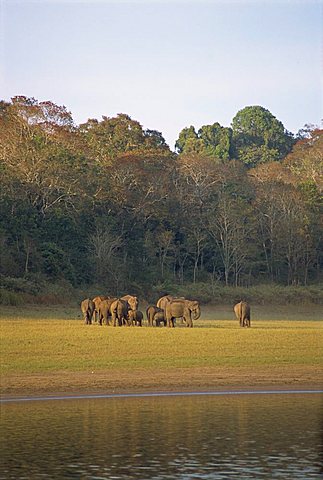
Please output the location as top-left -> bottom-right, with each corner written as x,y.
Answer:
1,0 -> 322,148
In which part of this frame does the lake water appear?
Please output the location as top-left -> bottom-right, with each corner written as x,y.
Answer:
0,392 -> 322,479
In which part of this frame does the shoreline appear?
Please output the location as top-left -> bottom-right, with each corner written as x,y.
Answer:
2,387 -> 323,403
2,365 -> 322,401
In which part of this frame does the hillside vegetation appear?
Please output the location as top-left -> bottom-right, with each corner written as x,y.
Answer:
1,97 -> 322,303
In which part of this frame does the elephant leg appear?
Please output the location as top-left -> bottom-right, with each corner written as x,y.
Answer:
185,312 -> 193,327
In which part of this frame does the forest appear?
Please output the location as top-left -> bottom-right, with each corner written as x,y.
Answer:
0,96 -> 322,303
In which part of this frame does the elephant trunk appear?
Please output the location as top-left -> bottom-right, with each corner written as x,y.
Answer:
192,306 -> 201,321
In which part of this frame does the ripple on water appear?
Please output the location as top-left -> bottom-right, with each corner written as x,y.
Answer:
0,392 -> 322,479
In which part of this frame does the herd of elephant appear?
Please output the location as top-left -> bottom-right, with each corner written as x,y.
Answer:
81,295 -> 251,328
80,295 -> 201,328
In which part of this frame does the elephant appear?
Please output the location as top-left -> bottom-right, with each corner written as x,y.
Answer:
154,310 -> 167,327
156,295 -> 186,324
165,299 -> 201,328
110,298 -> 131,326
156,295 -> 174,312
92,295 -> 110,323
128,309 -> 143,326
146,305 -> 166,327
234,301 -> 251,327
121,295 -> 138,312
98,297 -> 118,325
81,298 -> 95,325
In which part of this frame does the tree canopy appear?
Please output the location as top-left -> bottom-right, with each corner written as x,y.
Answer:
231,105 -> 295,167
0,97 -> 321,297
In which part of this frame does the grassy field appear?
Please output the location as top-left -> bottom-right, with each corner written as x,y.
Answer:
1,304 -> 322,397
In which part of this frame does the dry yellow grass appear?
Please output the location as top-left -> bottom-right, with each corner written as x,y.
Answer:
1,305 -> 322,397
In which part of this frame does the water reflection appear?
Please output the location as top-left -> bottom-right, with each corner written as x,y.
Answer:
0,393 -> 322,479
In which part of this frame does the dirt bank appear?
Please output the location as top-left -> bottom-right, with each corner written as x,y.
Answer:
1,365 -> 322,399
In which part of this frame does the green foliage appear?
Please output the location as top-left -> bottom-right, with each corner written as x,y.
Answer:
40,242 -> 76,283
0,97 -> 321,298
155,282 -> 323,306
198,123 -> 232,159
0,289 -> 24,306
175,123 -> 232,160
0,274 -> 43,295
79,114 -> 170,161
231,106 -> 294,167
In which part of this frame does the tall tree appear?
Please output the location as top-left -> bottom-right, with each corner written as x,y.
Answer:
231,106 -> 294,167
175,123 -> 232,160
79,114 -> 170,163
198,123 -> 232,160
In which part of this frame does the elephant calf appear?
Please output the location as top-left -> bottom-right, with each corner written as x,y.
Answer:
146,305 -> 166,327
234,301 -> 251,327
81,298 -> 95,325
128,309 -> 143,326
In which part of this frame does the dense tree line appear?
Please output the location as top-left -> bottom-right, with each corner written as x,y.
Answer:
0,96 -> 322,297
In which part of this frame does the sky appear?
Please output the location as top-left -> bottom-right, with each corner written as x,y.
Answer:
0,0 -> 322,149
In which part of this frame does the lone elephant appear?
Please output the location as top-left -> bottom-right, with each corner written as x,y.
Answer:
146,305 -> 166,327
234,301 -> 251,327
165,299 -> 201,328
81,298 -> 95,325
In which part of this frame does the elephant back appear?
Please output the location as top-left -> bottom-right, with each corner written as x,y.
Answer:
81,298 -> 94,313
167,298 -> 200,321
156,295 -> 173,311
99,297 -> 117,314
110,298 -> 130,325
121,295 -> 138,311
146,305 -> 163,316
93,296 -> 109,310
234,301 -> 250,325
241,301 -> 251,319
